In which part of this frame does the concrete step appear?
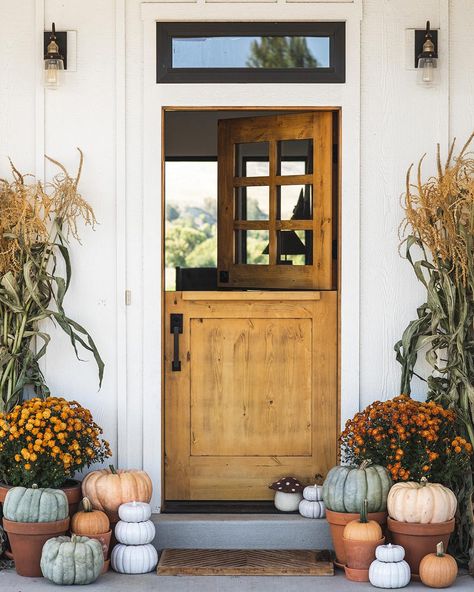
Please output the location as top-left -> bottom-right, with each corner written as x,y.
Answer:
150,514 -> 333,551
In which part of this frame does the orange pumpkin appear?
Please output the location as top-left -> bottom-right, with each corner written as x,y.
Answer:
82,465 -> 153,513
343,499 -> 383,541
419,542 -> 457,588
71,497 -> 110,535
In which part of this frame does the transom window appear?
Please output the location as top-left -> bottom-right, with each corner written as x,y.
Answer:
156,22 -> 345,84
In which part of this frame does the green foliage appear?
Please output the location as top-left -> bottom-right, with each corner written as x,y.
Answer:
247,37 -> 319,69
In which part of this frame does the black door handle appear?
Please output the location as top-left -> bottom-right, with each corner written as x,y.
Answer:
170,314 -> 183,371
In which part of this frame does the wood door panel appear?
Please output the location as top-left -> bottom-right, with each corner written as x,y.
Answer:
190,318 -> 312,457
164,291 -> 338,501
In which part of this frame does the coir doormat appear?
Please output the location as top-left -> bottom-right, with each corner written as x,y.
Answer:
157,549 -> 334,576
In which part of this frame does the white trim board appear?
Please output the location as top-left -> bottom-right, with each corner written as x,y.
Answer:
139,1 -> 361,511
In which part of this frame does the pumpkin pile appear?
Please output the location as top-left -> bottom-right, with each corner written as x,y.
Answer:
368,543 -> 411,589
111,501 -> 158,574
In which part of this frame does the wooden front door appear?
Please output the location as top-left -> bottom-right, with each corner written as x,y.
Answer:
164,111 -> 338,502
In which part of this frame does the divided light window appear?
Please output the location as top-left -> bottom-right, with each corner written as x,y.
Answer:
156,22 -> 345,84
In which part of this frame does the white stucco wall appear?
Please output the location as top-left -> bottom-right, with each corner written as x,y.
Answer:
1,0 -> 473,508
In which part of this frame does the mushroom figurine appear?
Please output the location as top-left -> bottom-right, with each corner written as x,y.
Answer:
269,477 -> 305,512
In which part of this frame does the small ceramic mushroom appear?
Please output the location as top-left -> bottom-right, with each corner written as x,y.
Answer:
269,476 -> 305,512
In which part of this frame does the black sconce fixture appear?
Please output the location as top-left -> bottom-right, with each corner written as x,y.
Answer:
415,21 -> 438,86
44,23 -> 67,89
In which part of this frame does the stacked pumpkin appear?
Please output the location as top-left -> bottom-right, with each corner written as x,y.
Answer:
2,485 -> 70,577
111,502 -> 158,574
322,461 -> 392,567
387,479 -> 457,578
298,479 -> 326,519
368,543 -> 411,589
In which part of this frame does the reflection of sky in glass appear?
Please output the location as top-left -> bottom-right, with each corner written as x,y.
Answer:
172,37 -> 330,69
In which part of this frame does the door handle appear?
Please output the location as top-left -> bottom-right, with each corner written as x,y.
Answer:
170,314 -> 183,372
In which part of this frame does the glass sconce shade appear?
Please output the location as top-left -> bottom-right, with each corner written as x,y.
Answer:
44,58 -> 64,89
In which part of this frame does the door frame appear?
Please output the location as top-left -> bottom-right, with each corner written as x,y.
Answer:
139,1 -> 362,511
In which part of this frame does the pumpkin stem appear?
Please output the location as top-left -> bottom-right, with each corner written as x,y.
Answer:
420,477 -> 428,486
71,534 -> 78,544
314,474 -> 324,486
32,483 -> 38,489
109,464 -> 117,475
360,498 -> 369,524
82,497 -> 93,513
359,460 -> 372,470
436,541 -> 445,557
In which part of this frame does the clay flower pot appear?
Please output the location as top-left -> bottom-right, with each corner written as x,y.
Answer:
326,509 -> 387,567
343,536 -> 385,581
0,479 -> 82,517
387,517 -> 455,578
82,529 -> 112,561
3,517 -> 70,577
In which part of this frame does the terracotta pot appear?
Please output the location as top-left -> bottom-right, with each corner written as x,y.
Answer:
387,517 -> 455,578
0,479 -> 82,517
102,558 -> 110,574
77,529 -> 112,560
344,564 -> 370,582
344,536 -> 385,571
3,517 -> 70,577
325,509 -> 388,567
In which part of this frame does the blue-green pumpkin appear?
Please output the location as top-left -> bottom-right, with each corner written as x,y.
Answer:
3,484 -> 68,523
322,460 -> 392,513
41,535 -> 104,585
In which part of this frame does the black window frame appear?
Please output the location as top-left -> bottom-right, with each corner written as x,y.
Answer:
156,22 -> 345,84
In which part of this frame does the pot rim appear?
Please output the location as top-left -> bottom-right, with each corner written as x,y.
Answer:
72,528 -> 112,537
387,517 -> 455,534
326,509 -> 388,524
3,516 -> 70,534
342,536 -> 385,544
0,478 -> 81,490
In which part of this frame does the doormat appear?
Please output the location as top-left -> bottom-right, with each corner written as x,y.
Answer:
157,549 -> 334,576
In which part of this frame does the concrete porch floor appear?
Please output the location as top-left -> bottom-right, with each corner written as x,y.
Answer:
0,570 -> 472,591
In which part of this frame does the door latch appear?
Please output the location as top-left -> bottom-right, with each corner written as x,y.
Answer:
170,314 -> 183,372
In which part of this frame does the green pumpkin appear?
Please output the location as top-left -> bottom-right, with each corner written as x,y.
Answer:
3,485 -> 68,523
322,461 -> 392,513
41,535 -> 104,585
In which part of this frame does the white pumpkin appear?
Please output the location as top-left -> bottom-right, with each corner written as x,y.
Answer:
299,499 -> 326,519
369,558 -> 411,588
115,519 -> 155,545
387,480 -> 457,524
274,491 -> 303,512
118,501 -> 152,523
111,543 -> 158,574
303,484 -> 323,502
375,543 -> 405,563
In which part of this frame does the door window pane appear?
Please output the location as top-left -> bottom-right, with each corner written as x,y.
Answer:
277,230 -> 312,266
235,230 -> 269,264
235,142 -> 269,177
235,186 -> 269,221
278,139 -> 313,175
172,37 -> 330,69
277,185 -> 313,220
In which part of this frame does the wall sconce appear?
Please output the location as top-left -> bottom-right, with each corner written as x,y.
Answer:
44,23 -> 65,89
416,21 -> 438,86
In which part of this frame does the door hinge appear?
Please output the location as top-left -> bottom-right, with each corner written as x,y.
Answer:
125,289 -> 132,306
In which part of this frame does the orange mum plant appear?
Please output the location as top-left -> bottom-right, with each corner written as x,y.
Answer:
0,397 -> 111,488
340,395 -> 472,484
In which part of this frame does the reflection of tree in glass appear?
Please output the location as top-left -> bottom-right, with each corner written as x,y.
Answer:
247,37 -> 319,69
